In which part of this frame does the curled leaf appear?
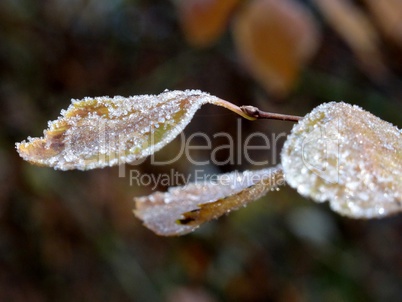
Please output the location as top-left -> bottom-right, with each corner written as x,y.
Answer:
281,102 -> 402,218
232,0 -> 320,97
134,167 -> 284,236
16,90 -> 249,170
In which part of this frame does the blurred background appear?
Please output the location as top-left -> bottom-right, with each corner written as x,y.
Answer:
2,0 -> 402,301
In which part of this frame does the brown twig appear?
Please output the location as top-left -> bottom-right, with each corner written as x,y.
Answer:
240,106 -> 302,122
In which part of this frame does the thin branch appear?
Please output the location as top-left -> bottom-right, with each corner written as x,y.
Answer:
240,105 -> 302,122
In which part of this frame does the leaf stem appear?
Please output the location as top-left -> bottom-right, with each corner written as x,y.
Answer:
240,105 -> 302,122
210,98 -> 302,122
212,99 -> 257,121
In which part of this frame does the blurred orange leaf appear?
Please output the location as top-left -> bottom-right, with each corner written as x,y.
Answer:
178,0 -> 240,47
364,0 -> 402,47
313,0 -> 387,78
232,0 -> 320,97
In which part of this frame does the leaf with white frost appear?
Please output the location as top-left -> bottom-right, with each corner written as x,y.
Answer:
16,90 -> 250,170
134,167 -> 284,236
281,102 -> 402,218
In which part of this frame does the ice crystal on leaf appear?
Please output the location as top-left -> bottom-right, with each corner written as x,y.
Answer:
15,88 -> 402,236
16,90 -> 233,170
281,102 -> 402,218
134,167 -> 284,236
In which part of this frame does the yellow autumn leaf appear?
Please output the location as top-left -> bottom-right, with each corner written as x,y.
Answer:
232,0 -> 320,97
281,102 -> 402,218
16,90 -> 252,170
177,0 -> 240,47
134,167 -> 284,236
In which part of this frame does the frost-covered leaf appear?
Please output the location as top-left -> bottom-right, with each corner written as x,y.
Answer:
177,0 -> 240,47
134,167 -> 284,236
232,0 -> 319,97
16,90 -> 238,170
281,102 -> 402,218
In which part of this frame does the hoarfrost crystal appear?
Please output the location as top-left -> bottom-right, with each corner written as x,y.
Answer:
16,90 -> 224,170
281,102 -> 402,218
134,167 -> 284,236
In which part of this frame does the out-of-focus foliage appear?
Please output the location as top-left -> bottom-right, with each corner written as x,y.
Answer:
178,0 -> 240,47
177,0 -> 402,97
313,0 -> 386,79
232,0 -> 319,97
2,0 -> 402,301
363,0 -> 402,47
